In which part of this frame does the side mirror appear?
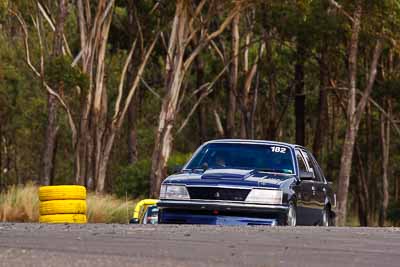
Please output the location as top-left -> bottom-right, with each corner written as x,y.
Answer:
202,162 -> 209,171
300,170 -> 315,181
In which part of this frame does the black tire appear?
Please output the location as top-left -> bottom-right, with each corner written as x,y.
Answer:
285,201 -> 297,226
320,207 -> 333,226
157,208 -> 164,224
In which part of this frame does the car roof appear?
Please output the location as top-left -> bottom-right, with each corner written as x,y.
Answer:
204,139 -> 304,150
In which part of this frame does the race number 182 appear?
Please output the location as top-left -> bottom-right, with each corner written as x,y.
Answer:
271,146 -> 286,153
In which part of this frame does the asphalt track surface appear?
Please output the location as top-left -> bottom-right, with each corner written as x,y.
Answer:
0,223 -> 400,267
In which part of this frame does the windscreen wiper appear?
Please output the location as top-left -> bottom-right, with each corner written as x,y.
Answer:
255,168 -> 285,174
185,168 -> 205,173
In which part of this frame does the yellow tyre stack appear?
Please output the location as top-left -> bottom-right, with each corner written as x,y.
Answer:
39,185 -> 87,224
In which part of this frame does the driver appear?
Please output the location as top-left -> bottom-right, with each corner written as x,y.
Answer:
214,153 -> 226,168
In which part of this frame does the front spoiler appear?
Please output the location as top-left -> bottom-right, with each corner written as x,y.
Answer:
158,200 -> 288,212
158,200 -> 288,225
160,212 -> 278,225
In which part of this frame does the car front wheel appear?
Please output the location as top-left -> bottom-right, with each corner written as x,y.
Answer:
286,202 -> 297,226
320,207 -> 332,226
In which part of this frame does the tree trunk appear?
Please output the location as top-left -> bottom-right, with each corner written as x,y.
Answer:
75,0 -> 110,189
355,145 -> 369,226
75,0 -> 116,193
366,103 -> 374,223
127,93 -> 139,164
93,32 -> 156,193
239,31 -> 250,139
266,80 -> 277,140
40,0 -> 68,185
0,122 -> 3,190
41,95 -> 59,185
335,3 -> 362,226
239,28 -> 262,139
313,49 -> 329,160
94,32 -> 157,191
396,176 -> 400,203
195,56 -> 207,144
264,32 -> 277,140
249,71 -> 259,139
326,95 -> 336,181
75,111 -> 92,188
295,41 -> 305,146
75,0 -> 113,191
149,0 -> 241,197
226,12 -> 240,138
198,101 -> 207,144
92,4 -> 113,192
150,0 -> 188,198
379,99 -> 391,226
150,126 -> 171,196
12,133 -> 21,185
336,3 -> 383,225
213,110 -> 225,137
127,0 -> 139,164
336,120 -> 358,225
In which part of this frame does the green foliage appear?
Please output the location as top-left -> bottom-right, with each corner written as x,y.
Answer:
0,31 -> 46,184
375,75 -> 400,100
46,56 -> 88,92
0,0 -> 8,22
387,201 -> 400,226
114,159 -> 151,198
114,153 -> 192,198
2,0 -> 400,227
167,153 -> 192,174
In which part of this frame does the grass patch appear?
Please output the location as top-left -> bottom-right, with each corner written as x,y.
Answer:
0,183 -> 136,223
86,194 -> 135,223
0,182 -> 40,222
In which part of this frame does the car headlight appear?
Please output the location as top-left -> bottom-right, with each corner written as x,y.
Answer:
159,184 -> 190,200
245,189 -> 282,204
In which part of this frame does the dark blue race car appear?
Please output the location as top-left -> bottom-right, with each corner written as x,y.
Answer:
158,139 -> 336,226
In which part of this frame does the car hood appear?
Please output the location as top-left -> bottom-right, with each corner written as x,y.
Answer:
164,168 -> 295,189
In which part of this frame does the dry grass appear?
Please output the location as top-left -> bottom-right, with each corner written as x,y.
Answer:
0,182 -> 40,222
0,183 -> 136,223
86,194 -> 135,223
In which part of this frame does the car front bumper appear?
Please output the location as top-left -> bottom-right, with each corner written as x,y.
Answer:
158,200 -> 288,225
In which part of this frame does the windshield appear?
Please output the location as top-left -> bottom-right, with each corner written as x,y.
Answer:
185,143 -> 295,174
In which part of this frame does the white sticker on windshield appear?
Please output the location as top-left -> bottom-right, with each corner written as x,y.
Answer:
271,146 -> 287,153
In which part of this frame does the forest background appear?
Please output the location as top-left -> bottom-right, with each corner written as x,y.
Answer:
1,0 -> 400,226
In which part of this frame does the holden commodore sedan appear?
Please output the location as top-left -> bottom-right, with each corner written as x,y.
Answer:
158,139 -> 336,226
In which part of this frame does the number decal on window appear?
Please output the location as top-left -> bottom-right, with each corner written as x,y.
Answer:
271,146 -> 287,153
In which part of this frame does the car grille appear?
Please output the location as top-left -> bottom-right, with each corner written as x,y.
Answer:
187,187 -> 251,201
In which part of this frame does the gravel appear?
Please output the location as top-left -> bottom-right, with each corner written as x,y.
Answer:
1,223 -> 400,267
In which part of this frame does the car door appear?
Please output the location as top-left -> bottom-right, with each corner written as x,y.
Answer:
294,149 -> 318,225
307,151 -> 331,207
302,150 -> 326,224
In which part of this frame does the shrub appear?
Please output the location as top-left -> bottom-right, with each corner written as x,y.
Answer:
114,159 -> 151,198
114,153 -> 192,198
